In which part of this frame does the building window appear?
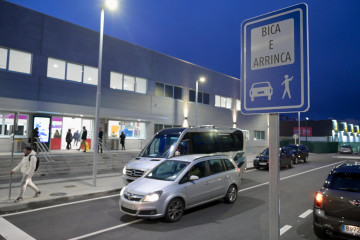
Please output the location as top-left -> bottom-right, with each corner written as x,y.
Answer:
0,48 -> 8,69
66,62 -> 82,82
189,90 -> 209,105
0,113 -> 29,137
108,120 -> 146,139
135,77 -> 147,94
110,71 -> 147,94
155,82 -> 182,100
215,95 -> 232,109
254,130 -> 265,140
154,124 -> 182,134
83,66 -> 98,85
236,100 -> 241,111
47,58 -> 66,80
123,75 -> 135,92
0,47 -> 32,74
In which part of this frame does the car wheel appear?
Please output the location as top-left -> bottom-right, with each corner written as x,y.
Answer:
303,156 -> 308,163
289,159 -> 293,168
294,158 -> 298,164
313,225 -> 326,240
224,185 -> 238,203
164,198 -> 184,222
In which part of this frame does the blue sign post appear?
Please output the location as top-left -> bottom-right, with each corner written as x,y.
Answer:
240,4 -> 309,240
241,3 -> 309,114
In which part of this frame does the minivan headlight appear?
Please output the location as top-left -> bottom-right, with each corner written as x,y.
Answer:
122,166 -> 127,175
143,191 -> 162,202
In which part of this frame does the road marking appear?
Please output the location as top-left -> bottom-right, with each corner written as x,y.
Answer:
332,155 -> 360,159
299,209 -> 313,218
0,194 -> 120,217
67,219 -> 143,240
245,169 -> 257,173
238,161 -> 345,193
280,225 -> 292,235
0,217 -> 36,240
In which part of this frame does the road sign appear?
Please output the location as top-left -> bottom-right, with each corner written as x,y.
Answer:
241,3 -> 309,114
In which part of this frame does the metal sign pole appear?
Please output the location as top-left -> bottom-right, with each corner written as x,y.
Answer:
298,112 -> 301,145
269,113 -> 280,240
8,112 -> 19,200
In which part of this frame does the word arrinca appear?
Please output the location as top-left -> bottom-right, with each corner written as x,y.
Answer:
253,52 -> 292,68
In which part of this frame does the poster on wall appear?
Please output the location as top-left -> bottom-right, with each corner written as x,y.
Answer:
33,116 -> 51,143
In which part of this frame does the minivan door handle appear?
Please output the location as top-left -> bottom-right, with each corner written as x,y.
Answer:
204,181 -> 209,185
224,175 -> 229,179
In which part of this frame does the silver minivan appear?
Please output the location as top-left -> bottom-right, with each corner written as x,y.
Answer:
119,154 -> 241,222
122,127 -> 246,184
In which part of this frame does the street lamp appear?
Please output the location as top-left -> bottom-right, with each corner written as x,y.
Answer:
93,0 -> 118,187
195,77 -> 206,127
305,117 -> 309,145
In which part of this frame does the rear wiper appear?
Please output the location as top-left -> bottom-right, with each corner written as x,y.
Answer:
337,188 -> 360,192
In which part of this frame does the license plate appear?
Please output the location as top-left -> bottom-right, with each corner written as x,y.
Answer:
122,201 -> 136,210
259,162 -> 267,165
342,225 -> 360,236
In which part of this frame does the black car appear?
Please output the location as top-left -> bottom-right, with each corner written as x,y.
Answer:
313,162 -> 360,239
253,147 -> 294,169
286,144 -> 309,164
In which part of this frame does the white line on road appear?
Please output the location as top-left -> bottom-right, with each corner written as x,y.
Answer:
0,217 -> 36,240
67,219 -> 143,240
280,225 -> 292,236
238,161 -> 345,193
245,169 -> 258,173
0,194 -> 120,217
332,155 -> 360,159
299,209 -> 313,219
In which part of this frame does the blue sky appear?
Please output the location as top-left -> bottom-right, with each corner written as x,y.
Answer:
7,0 -> 360,120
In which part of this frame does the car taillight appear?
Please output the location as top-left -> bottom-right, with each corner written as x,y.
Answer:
238,168 -> 241,177
315,192 -> 323,208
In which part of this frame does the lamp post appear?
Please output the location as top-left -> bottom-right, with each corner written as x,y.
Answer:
93,0 -> 118,187
305,117 -> 309,145
195,77 -> 205,127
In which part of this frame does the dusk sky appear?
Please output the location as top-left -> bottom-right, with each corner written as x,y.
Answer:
7,0 -> 360,121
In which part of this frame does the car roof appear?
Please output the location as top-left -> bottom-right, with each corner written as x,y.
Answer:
169,154 -> 231,163
332,163 -> 360,174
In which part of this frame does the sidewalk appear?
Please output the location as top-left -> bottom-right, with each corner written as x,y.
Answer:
0,172 -> 125,215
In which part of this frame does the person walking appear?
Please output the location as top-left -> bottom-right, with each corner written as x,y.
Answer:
281,74 -> 293,99
78,126 -> 87,152
73,130 -> 79,146
98,127 -> 104,153
11,147 -> 41,203
65,129 -> 73,150
120,132 -> 126,150
29,127 -> 39,152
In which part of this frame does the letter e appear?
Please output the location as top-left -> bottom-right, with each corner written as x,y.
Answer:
269,40 -> 274,49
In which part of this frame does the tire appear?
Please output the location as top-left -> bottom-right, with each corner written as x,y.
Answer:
303,156 -> 308,163
294,158 -> 298,164
164,198 -> 184,222
224,185 -> 238,203
313,225 -> 326,239
289,159 -> 294,168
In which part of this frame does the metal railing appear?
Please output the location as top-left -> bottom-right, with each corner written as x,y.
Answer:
34,137 -> 54,162
98,139 -> 116,168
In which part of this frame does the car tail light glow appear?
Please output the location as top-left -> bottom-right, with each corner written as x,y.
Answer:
238,168 -> 241,177
315,192 -> 323,208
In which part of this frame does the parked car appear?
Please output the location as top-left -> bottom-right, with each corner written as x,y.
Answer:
286,144 -> 309,164
340,145 -> 353,154
249,82 -> 273,101
313,162 -> 360,239
119,154 -> 241,222
253,147 -> 294,169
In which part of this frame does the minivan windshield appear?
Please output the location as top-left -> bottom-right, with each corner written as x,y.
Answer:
139,131 -> 182,158
146,160 -> 189,181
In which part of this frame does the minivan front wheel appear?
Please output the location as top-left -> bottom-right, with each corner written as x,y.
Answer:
224,185 -> 238,203
164,198 -> 184,222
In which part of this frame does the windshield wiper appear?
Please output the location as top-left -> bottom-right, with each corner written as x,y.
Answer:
337,188 -> 360,192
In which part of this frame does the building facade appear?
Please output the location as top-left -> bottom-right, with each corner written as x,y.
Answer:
0,1 -> 268,154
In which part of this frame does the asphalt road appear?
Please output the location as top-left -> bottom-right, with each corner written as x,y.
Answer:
1,153 -> 358,240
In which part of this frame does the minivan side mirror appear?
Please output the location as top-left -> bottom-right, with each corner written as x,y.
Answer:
189,175 -> 199,181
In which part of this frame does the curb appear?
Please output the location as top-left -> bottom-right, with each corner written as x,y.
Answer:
0,188 -> 122,215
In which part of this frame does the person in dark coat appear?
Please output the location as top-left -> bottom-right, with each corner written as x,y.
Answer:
78,126 -> 87,152
98,127 -> 103,153
120,132 -> 126,150
65,129 -> 73,150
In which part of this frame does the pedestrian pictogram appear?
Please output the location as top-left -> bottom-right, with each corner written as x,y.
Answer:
281,75 -> 293,99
